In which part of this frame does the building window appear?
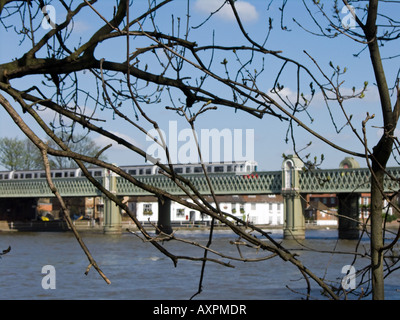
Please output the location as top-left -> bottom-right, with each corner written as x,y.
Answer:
143,203 -> 153,215
232,203 -> 237,213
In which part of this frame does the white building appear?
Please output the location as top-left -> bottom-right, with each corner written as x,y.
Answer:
130,194 -> 284,226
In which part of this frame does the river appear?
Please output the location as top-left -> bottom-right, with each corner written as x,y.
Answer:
0,228 -> 399,300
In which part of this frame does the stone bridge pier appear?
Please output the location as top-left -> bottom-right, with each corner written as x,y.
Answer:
337,193 -> 360,240
103,169 -> 122,234
157,197 -> 173,235
282,156 -> 361,240
282,155 -> 306,240
337,157 -> 361,240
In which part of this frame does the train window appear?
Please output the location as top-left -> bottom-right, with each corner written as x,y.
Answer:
194,167 -> 202,173
40,173 -> 46,178
0,174 -> 3,180
174,168 -> 183,174
34,173 -> 38,178
139,169 -> 144,175
185,167 -> 191,173
227,165 -> 232,172
14,174 -> 19,179
214,166 -> 224,172
25,173 -> 32,179
55,172 -> 62,178
128,169 -> 136,175
94,171 -> 102,177
207,166 -> 212,173
146,169 -> 151,174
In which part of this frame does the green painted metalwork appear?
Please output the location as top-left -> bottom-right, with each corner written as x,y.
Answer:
117,172 -> 282,196
0,178 -> 102,198
1,167 -> 400,198
299,167 -> 400,193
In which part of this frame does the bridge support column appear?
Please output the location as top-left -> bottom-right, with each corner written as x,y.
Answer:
338,193 -> 360,240
157,197 -> 173,235
103,169 -> 122,235
282,155 -> 305,240
283,193 -> 305,240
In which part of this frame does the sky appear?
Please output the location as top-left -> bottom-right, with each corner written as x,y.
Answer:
0,0 -> 399,172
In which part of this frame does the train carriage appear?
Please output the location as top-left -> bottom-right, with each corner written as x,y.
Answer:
0,160 -> 257,180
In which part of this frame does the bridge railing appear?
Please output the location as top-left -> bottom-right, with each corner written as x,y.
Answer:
117,171 -> 282,196
1,167 -> 400,198
0,177 -> 103,198
299,167 -> 400,193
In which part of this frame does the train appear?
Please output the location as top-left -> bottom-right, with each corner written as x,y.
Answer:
0,160 -> 258,180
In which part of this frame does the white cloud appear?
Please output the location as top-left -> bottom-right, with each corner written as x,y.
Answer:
69,20 -> 91,33
94,131 -> 142,151
194,0 -> 259,22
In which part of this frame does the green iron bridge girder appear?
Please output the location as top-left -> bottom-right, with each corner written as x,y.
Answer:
1,167 -> 400,198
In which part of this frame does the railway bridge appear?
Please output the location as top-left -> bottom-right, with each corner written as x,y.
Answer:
0,156 -> 399,239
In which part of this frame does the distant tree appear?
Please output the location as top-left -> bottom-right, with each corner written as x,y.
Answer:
46,134 -> 108,169
0,137 -> 41,170
0,135 -> 107,170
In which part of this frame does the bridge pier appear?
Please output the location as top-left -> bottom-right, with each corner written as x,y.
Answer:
338,193 -> 360,240
157,197 -> 173,235
282,155 -> 305,240
103,169 -> 122,235
283,193 -> 305,240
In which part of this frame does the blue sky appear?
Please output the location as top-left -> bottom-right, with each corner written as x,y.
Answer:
0,0 -> 399,171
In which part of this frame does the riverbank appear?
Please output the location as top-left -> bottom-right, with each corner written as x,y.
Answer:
0,219 -> 337,233
2,219 -> 398,233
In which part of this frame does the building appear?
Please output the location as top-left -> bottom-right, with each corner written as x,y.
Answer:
129,194 -> 284,226
305,194 -> 338,226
